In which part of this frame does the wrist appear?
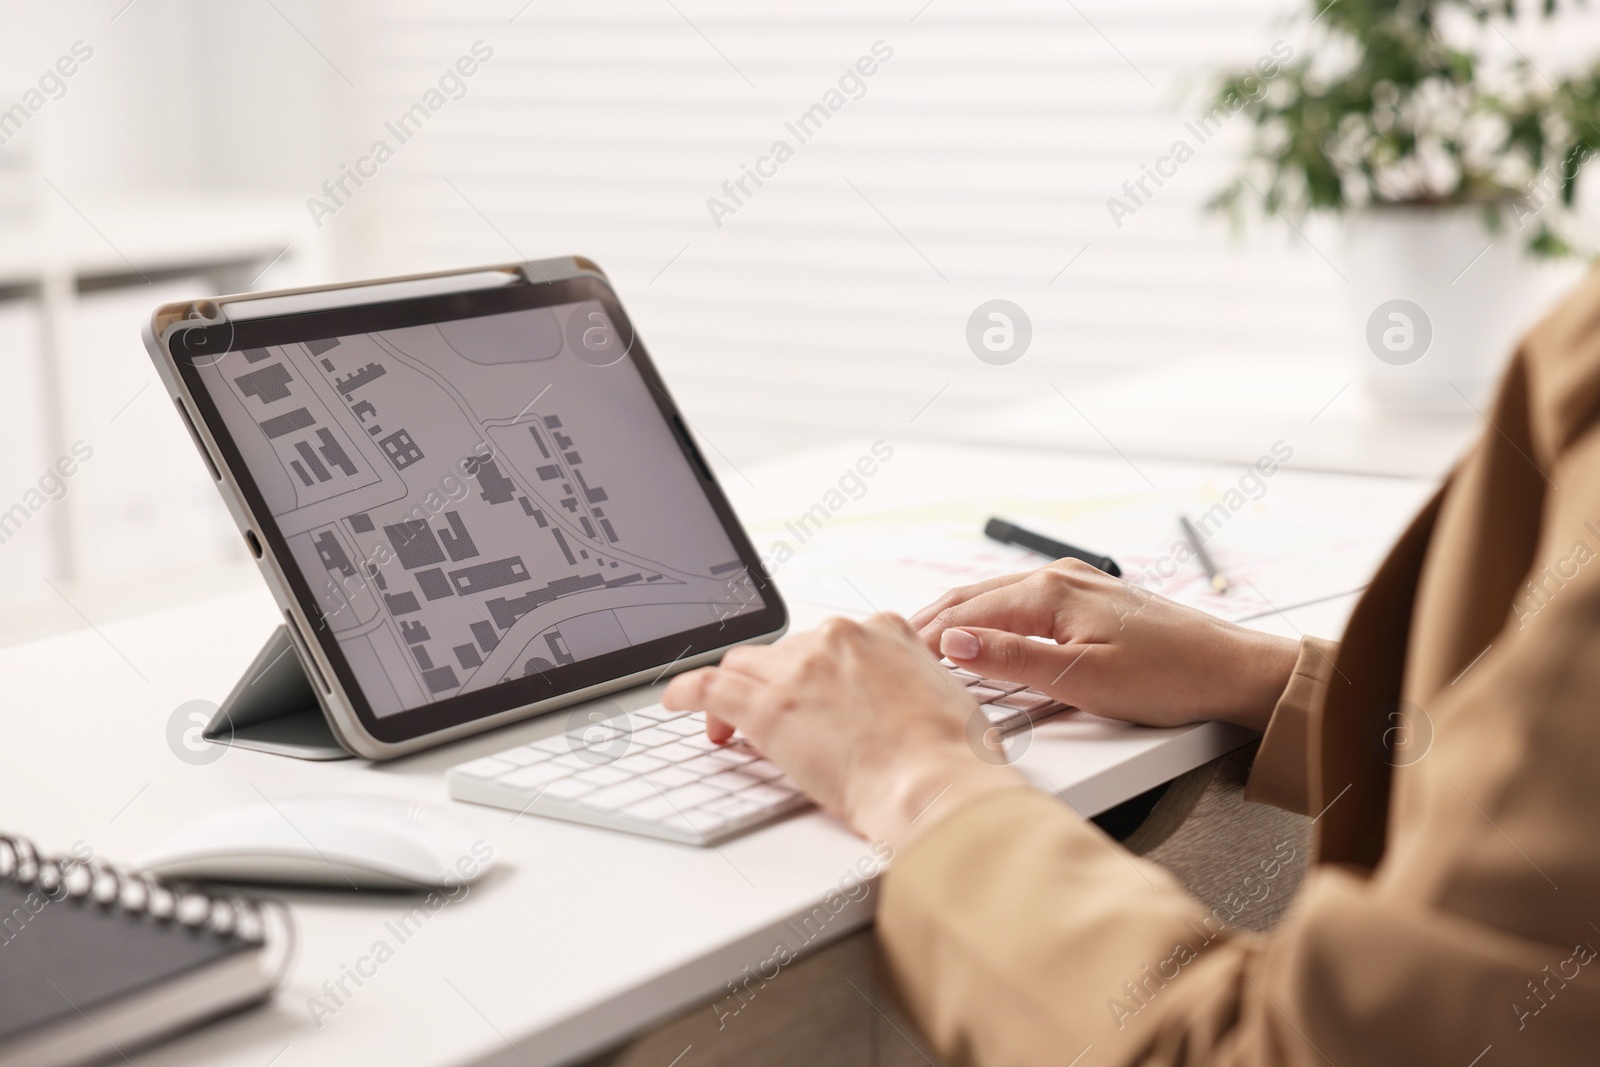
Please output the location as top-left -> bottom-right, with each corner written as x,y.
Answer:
1216,630 -> 1301,733
853,753 -> 1026,852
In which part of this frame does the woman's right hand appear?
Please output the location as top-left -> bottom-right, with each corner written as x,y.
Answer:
908,559 -> 1300,733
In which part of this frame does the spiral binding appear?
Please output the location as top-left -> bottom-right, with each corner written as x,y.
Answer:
0,832 -> 270,944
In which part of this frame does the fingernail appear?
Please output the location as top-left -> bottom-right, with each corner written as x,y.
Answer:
941,628 -> 980,660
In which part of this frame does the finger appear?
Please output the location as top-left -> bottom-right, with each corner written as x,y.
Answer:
864,611 -> 914,637
662,667 -> 711,713
863,612 -> 937,660
706,712 -> 736,744
662,666 -> 764,726
939,626 -> 1102,698
664,669 -> 749,743
907,571 -> 1033,633
719,641 -> 781,681
918,579 -> 1061,652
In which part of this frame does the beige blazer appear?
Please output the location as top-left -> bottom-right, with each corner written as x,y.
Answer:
878,275 -> 1600,1065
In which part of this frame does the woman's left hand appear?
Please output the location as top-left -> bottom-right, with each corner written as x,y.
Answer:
661,613 -> 1026,849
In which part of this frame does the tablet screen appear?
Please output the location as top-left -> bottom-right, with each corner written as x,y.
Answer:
181,293 -> 766,719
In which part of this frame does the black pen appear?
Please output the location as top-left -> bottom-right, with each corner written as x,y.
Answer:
984,517 -> 1121,577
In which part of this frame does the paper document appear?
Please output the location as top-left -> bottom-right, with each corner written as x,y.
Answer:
749,469 -> 1416,626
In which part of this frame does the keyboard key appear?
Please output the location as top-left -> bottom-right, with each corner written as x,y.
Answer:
615,753 -> 668,775
503,763 -> 572,789
575,765 -> 631,787
497,746 -> 551,767
704,794 -> 765,820
632,726 -> 680,748
659,717 -> 703,737
552,752 -> 599,770
710,745 -> 756,765
653,742 -> 703,763
662,783 -> 721,809
990,691 -> 1055,713
575,736 -> 634,759
531,736 -> 577,756
741,783 -> 798,805
579,780 -> 659,810
681,734 -> 720,752
628,706 -> 675,722
452,756 -> 516,780
743,759 -> 784,780
682,753 -> 739,777
703,770 -> 762,794
567,723 -> 628,745
968,685 -> 1007,702
948,667 -> 982,684
540,777 -> 596,800
620,796 -> 679,822
645,766 -> 697,789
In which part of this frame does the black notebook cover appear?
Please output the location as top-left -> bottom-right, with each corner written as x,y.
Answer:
0,879 -> 257,1044
0,837 -> 289,1067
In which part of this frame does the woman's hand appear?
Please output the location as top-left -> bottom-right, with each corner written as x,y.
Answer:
661,614 -> 1025,850
910,559 -> 1299,733
660,562 -> 1297,849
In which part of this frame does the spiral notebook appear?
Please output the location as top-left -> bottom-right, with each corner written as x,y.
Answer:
0,833 -> 293,1067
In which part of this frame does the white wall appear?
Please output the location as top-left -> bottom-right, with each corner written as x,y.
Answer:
334,0 -> 1341,460
0,1 -> 338,636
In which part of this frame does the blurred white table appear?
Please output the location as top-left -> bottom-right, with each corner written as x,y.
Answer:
0,438 -> 1436,1067
955,354 -> 1481,480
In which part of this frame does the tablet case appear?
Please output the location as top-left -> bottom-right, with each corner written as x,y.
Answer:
204,625 -> 352,761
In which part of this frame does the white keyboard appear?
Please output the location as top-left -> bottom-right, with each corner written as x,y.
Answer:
447,663 -> 1068,845
952,665 -> 1070,732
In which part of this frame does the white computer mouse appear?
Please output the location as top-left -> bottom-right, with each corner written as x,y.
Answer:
138,793 -> 495,890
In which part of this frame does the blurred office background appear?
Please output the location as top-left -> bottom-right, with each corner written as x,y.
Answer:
2,0 -> 1599,644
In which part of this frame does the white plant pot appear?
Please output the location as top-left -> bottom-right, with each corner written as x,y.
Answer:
1342,205 -> 1532,412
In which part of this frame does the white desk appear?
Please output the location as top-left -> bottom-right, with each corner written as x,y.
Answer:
0,440 -> 1436,1067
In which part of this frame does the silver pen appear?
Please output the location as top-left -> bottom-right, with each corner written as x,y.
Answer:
1178,514 -> 1229,594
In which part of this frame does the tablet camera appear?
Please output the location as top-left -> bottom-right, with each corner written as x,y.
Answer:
564,305 -> 634,368
563,700 -> 633,766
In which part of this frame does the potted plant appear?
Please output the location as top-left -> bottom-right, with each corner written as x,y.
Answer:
1210,0 -> 1600,411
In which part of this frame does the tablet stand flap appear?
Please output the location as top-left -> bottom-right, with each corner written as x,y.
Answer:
204,626 -> 354,761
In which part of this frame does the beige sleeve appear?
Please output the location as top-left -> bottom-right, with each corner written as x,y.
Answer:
1243,635 -> 1339,816
877,788 -> 1263,1067
876,435 -> 1600,1066
878,778 -> 1597,1067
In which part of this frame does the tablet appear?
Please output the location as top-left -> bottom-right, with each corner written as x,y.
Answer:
143,259 -> 786,759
